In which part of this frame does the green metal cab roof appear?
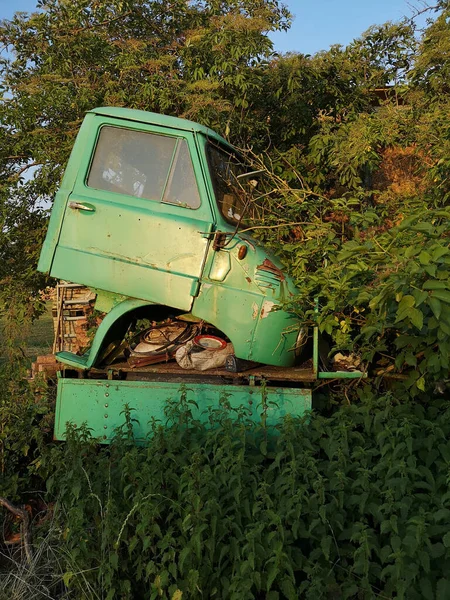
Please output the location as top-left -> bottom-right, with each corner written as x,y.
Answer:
89,106 -> 232,149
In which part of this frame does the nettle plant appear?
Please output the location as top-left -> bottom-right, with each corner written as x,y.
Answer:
39,393 -> 450,600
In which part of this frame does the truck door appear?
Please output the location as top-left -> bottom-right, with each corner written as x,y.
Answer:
49,121 -> 214,311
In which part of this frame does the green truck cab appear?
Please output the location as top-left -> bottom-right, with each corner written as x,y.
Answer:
37,107 -> 364,442
38,107 -> 301,370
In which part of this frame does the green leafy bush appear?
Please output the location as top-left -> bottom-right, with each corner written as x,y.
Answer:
43,393 -> 450,600
0,364 -> 53,500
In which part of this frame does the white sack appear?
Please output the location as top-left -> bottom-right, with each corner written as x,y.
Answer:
175,341 -> 234,371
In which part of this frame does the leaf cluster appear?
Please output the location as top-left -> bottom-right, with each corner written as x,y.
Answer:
37,391 -> 450,599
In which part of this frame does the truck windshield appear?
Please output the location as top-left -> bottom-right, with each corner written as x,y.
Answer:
207,143 -> 253,226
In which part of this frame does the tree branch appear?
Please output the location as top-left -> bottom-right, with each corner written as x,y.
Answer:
0,496 -> 32,564
12,162 -> 41,178
406,1 -> 441,22
69,11 -> 133,35
238,221 -> 314,233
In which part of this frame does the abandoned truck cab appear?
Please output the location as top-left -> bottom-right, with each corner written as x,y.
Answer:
38,107 -> 301,370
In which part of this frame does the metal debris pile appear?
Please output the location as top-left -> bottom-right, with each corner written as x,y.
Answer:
124,319 -> 233,371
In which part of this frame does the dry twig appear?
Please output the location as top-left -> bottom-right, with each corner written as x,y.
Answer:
0,496 -> 32,564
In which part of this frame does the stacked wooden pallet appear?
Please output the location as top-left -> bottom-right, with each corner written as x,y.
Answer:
52,282 -> 96,353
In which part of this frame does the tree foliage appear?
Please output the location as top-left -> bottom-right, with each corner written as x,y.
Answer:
240,4 -> 450,397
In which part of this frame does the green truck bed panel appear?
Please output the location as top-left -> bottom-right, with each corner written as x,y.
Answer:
55,378 -> 312,443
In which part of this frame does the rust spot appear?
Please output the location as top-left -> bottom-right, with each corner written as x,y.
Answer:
246,277 -> 252,283
260,300 -> 276,319
252,302 -> 259,320
256,259 -> 285,281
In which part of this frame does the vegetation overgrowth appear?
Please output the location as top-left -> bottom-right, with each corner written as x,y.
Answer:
3,382 -> 450,599
2,0 -> 450,597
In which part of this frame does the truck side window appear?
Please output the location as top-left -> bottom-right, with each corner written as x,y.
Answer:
207,144 -> 248,225
162,140 -> 201,209
87,126 -> 177,201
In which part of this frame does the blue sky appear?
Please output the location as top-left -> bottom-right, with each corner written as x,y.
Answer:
271,0 -> 427,54
0,0 -> 429,55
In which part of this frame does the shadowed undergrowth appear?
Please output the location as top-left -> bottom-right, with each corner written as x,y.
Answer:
1,391 -> 446,600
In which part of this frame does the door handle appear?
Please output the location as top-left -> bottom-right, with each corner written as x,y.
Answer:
68,201 -> 95,212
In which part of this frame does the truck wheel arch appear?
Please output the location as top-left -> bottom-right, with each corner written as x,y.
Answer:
81,299 -> 178,369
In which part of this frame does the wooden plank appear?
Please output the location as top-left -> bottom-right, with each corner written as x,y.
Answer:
91,360 -> 316,383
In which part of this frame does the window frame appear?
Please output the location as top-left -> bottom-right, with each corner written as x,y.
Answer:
85,124 -> 202,210
205,141 -> 250,226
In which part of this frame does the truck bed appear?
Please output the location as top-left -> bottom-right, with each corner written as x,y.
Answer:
87,359 -> 317,384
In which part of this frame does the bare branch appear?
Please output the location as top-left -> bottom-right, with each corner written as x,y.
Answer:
406,1 -> 442,22
10,161 -> 41,179
0,496 -> 32,564
238,221 -> 315,234
70,11 -> 133,35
